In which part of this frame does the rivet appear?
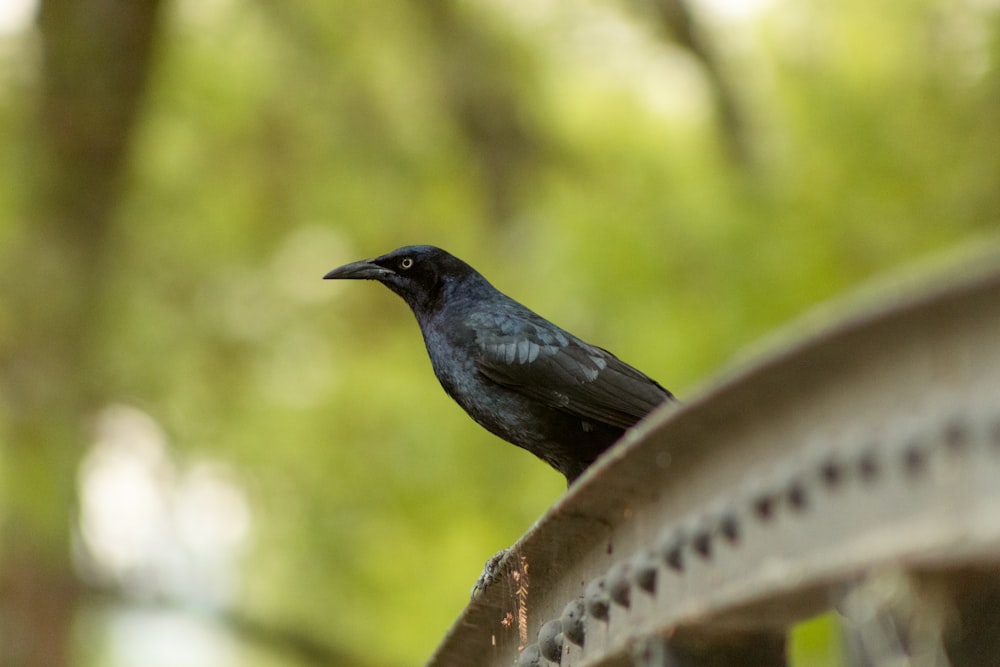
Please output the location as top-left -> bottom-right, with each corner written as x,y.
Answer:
561,598 -> 586,647
585,577 -> 610,621
537,619 -> 563,662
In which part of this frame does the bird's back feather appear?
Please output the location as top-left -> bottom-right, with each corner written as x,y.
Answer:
468,310 -> 672,431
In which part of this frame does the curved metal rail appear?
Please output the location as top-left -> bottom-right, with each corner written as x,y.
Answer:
426,250 -> 1000,667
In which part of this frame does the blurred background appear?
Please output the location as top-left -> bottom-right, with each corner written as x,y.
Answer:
0,0 -> 998,664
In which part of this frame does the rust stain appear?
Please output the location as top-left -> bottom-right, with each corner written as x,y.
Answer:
514,556 -> 529,649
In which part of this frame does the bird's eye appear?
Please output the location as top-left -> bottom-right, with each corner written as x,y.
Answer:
400,257 -> 414,270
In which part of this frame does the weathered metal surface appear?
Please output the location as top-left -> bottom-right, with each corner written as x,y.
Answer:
426,251 -> 1000,667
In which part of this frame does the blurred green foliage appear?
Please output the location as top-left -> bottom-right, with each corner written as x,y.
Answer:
1,0 -> 998,664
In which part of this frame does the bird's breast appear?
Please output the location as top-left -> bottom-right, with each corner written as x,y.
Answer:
419,322 -> 479,396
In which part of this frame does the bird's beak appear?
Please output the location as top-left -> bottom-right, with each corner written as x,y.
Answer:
323,258 -> 391,281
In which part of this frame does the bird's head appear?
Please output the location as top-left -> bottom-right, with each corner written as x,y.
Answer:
324,245 -> 477,315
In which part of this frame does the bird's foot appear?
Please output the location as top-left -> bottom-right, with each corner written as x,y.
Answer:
470,548 -> 512,601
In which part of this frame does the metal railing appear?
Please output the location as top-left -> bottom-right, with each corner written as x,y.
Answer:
426,249 -> 1000,667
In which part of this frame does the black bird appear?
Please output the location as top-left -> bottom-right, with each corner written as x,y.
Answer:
324,245 -> 675,485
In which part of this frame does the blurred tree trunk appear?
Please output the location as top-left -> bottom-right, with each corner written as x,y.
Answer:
645,0 -> 753,167
417,0 -> 543,228
0,0 -> 162,664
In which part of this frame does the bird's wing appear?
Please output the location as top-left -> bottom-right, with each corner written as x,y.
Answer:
469,312 -> 670,430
